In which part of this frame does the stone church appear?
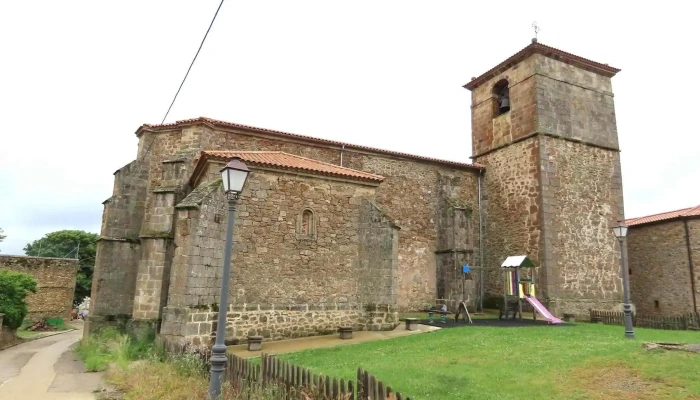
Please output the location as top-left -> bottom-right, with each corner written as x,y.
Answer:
88,40 -> 626,345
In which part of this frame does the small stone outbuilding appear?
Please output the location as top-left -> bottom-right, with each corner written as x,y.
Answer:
627,205 -> 700,315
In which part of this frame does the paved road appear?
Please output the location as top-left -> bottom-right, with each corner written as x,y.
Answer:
0,329 -> 101,399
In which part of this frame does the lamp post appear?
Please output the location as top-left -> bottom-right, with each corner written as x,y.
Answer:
208,157 -> 250,400
612,221 -> 635,339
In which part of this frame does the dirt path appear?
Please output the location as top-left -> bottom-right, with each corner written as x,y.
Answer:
0,328 -> 102,399
228,322 -> 440,358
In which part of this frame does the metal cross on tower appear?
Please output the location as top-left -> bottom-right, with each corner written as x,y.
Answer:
532,21 -> 541,40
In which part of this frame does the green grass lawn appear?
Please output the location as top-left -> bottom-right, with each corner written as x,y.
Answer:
280,323 -> 700,400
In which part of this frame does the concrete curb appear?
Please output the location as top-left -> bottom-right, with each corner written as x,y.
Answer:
0,328 -> 76,351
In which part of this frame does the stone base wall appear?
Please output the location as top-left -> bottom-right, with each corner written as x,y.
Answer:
161,303 -> 399,346
548,298 -> 624,321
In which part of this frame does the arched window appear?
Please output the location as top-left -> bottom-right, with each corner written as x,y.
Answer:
297,208 -> 316,239
493,79 -> 510,116
301,210 -> 312,235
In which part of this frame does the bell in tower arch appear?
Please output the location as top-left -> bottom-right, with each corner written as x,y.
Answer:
498,86 -> 510,114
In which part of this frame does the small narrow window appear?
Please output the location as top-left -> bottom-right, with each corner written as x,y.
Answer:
297,208 -> 316,239
214,213 -> 222,224
654,300 -> 660,310
493,79 -> 510,116
301,210 -> 312,235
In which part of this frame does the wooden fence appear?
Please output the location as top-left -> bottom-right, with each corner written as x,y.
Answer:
162,342 -> 412,399
228,353 -> 412,400
589,310 -> 700,331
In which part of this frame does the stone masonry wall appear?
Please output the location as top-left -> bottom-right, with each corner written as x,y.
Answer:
160,303 -> 398,346
90,239 -> 140,317
228,171 -> 375,305
539,137 -> 623,315
342,154 -> 480,310
357,199 -> 399,306
95,120 -> 480,331
101,160 -> 149,240
628,220 -> 696,315
132,239 -> 174,320
435,172 -> 477,308
689,219 -> 700,313
174,155 -> 471,312
167,167 -> 379,308
0,255 -> 78,321
470,55 -> 538,156
534,55 -> 618,150
89,157 -> 149,333
188,127 -> 482,310
476,137 -> 541,296
168,182 -> 225,308
164,124 -> 479,311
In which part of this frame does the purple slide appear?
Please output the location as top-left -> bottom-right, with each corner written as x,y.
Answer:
524,295 -> 563,324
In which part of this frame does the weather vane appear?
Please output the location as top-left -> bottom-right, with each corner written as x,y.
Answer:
532,21 -> 541,40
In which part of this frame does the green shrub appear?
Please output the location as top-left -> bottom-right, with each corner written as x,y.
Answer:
0,270 -> 37,329
171,351 -> 208,377
482,294 -> 504,311
76,328 -> 158,372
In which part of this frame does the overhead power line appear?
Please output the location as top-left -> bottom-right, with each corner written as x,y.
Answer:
161,0 -> 225,124
118,0 -> 225,194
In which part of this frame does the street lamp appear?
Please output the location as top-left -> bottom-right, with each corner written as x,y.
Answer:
612,221 -> 635,339
208,157 -> 250,400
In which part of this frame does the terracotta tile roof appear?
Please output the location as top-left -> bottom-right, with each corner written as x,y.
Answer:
137,117 -> 484,171
626,204 -> 700,227
464,40 -> 621,91
192,150 -> 385,185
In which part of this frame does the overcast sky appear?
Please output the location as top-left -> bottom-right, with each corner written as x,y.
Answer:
1,1 -> 698,255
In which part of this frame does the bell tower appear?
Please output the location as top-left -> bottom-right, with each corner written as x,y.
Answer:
465,39 -> 626,316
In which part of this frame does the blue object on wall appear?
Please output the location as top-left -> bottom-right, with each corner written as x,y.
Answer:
462,265 -> 470,273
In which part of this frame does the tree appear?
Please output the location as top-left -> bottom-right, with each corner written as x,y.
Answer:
0,270 -> 37,329
24,230 -> 99,306
0,227 -> 6,252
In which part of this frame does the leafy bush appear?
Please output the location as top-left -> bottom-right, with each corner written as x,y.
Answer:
482,294 -> 505,311
0,270 -> 37,329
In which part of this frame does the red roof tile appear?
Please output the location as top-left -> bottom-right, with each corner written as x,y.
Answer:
192,150 -> 385,185
136,117 -> 484,171
464,40 -> 621,91
626,204 -> 700,227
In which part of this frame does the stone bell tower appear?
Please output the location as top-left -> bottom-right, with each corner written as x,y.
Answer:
465,39 -> 626,316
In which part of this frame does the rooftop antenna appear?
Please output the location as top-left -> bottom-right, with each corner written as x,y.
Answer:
532,21 -> 541,43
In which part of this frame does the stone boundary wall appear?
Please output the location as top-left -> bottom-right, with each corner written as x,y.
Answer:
0,255 -> 78,321
161,303 -> 398,346
548,298 -> 622,320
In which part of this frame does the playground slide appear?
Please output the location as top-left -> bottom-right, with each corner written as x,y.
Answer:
524,295 -> 563,324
